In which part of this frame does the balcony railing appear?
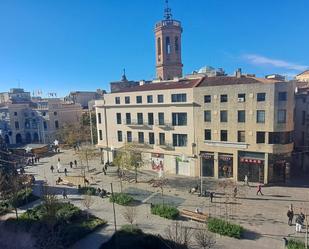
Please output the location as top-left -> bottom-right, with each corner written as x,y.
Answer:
156,140 -> 175,150
123,119 -> 154,129
155,120 -> 174,130
131,140 -> 154,149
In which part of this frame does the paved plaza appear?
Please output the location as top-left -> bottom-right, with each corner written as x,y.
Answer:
23,149 -> 309,249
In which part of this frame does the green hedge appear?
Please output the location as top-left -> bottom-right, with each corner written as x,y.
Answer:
14,202 -> 106,247
288,239 -> 309,249
78,186 -> 97,195
109,193 -> 133,206
207,218 -> 244,239
150,204 -> 179,220
121,224 -> 143,234
0,188 -> 39,216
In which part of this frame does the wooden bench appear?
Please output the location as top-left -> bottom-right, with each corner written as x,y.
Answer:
180,209 -> 208,223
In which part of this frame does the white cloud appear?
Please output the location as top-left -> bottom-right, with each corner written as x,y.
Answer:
243,54 -> 308,71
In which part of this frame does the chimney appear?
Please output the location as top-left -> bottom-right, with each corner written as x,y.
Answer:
235,68 -> 242,78
139,80 -> 145,86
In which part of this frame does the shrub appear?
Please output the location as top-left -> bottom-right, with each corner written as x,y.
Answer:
287,239 -> 309,249
151,204 -> 179,220
207,218 -> 244,239
109,193 -> 133,206
121,224 -> 142,234
78,186 -> 97,195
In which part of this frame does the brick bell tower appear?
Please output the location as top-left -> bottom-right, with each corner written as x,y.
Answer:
155,0 -> 183,80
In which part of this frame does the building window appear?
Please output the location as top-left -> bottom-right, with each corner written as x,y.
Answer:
25,120 -> 30,129
204,95 -> 211,103
205,129 -> 211,140
14,112 -> 17,116
204,110 -> 211,122
54,111 -> 57,116
99,130 -> 103,140
172,113 -> 187,126
15,121 -> 19,129
165,36 -> 171,54
257,92 -> 266,102
220,110 -> 228,122
256,110 -> 265,123
157,94 -> 164,103
138,132 -> 144,143
116,113 -> 122,124
158,113 -> 164,125
172,134 -> 187,147
238,93 -> 246,102
55,120 -> 59,129
175,36 -> 179,52
147,95 -> 153,103
98,113 -> 102,124
126,113 -> 131,124
43,121 -> 47,130
125,96 -> 130,104
220,130 -> 228,141
115,97 -> 120,104
136,96 -> 142,104
278,92 -> 287,101
171,93 -> 187,103
159,133 -> 165,145
117,131 -> 123,142
238,131 -> 245,142
137,113 -> 143,125
238,110 -> 246,123
42,112 -> 46,116
302,111 -> 306,125
278,109 -> 286,123
256,131 -> 265,143
269,131 -> 293,144
149,132 -> 155,144
148,113 -> 154,125
157,37 -> 161,56
220,94 -> 228,103
127,131 -> 132,143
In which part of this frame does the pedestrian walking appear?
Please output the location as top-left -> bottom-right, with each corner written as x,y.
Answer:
233,186 -> 238,198
62,189 -> 68,199
57,162 -> 61,173
256,184 -> 263,195
210,192 -> 214,203
104,162 -> 108,171
295,214 -> 303,232
102,167 -> 106,175
244,175 -> 249,186
64,168 -> 68,176
74,160 -> 77,167
287,206 -> 294,226
50,165 -> 54,173
58,157 -> 60,162
69,161 -> 73,169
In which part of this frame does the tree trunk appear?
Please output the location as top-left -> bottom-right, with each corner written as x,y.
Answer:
14,207 -> 18,220
135,165 -> 137,183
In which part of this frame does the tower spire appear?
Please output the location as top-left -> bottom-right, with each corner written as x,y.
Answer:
164,0 -> 173,20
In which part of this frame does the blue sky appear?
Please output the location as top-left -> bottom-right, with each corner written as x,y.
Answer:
0,0 -> 308,97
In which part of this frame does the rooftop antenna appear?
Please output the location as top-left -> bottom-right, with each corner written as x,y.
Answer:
121,68 -> 128,81
164,0 -> 173,20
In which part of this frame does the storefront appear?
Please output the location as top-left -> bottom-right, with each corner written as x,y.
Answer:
269,153 -> 291,183
238,151 -> 265,183
218,153 -> 233,178
200,152 -> 214,177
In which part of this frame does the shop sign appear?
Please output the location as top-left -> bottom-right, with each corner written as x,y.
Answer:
240,158 -> 263,164
151,153 -> 164,171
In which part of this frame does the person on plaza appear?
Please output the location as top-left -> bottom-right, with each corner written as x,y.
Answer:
189,184 -> 199,194
287,206 -> 294,226
64,168 -> 68,176
74,160 -> 77,167
58,157 -> 60,162
195,208 -> 201,214
244,175 -> 249,186
31,158 -> 34,165
210,192 -> 214,203
20,167 -> 25,174
233,186 -> 238,198
104,162 -> 108,171
69,161 -> 73,169
97,188 -> 101,195
256,184 -> 263,195
102,167 -> 106,175
37,156 -> 40,162
57,162 -> 61,173
62,189 -> 68,199
56,177 -> 63,185
50,165 -> 54,173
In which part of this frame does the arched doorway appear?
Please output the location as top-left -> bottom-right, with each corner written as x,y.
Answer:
25,133 -> 31,143
16,133 -> 22,144
33,132 -> 39,143
4,135 -> 10,144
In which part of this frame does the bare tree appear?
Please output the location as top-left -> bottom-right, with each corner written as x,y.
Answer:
82,190 -> 94,219
122,206 -> 137,231
194,225 -> 216,249
165,222 -> 193,248
77,146 -> 100,172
